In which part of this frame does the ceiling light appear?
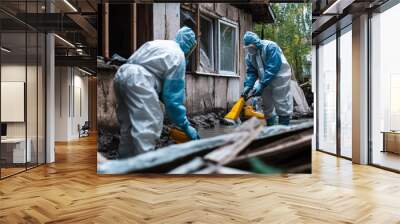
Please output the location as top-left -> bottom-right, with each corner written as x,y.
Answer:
1,47 -> 11,53
63,0 -> 78,12
54,34 -> 75,48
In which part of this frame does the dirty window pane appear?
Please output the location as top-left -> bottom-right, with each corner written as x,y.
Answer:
219,22 -> 236,74
199,17 -> 214,73
180,8 -> 195,72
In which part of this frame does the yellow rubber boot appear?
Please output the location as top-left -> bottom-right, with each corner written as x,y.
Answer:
223,97 -> 246,125
243,105 -> 265,120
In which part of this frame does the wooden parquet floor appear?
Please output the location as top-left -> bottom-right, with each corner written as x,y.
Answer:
1,135 -> 400,224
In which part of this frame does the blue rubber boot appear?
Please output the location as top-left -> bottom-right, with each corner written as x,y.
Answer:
278,116 -> 290,125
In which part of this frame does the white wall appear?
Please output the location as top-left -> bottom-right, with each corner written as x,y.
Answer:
1,65 -> 35,138
55,67 -> 89,141
1,65 -> 26,138
55,66 -> 68,141
1,63 -> 46,164
72,73 -> 89,138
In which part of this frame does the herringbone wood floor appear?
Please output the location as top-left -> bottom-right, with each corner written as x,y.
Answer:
1,135 -> 400,224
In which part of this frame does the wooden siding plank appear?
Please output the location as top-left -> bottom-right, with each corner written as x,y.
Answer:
102,3 -> 109,58
197,76 -> 211,112
185,74 -> 195,114
131,4 -> 137,52
165,3 -> 180,40
190,75 -> 197,114
226,5 -> 239,22
226,78 -> 240,109
214,77 -> 227,110
153,3 -> 166,40
239,10 -> 253,92
207,76 -> 215,110
199,3 -> 214,11
214,3 -> 227,17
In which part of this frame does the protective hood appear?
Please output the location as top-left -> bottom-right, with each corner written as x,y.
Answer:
243,31 -> 263,49
175,26 -> 196,56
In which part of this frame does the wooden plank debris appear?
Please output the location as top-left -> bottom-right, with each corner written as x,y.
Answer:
168,157 -> 206,174
256,119 -> 313,140
204,117 -> 263,165
215,166 -> 252,174
231,129 -> 312,165
98,132 -> 239,174
193,165 -> 252,174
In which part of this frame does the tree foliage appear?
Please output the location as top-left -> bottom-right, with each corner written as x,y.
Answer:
254,3 -> 312,81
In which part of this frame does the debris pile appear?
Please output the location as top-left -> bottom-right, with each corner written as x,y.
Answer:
189,108 -> 226,129
98,118 -> 313,174
98,128 -> 120,159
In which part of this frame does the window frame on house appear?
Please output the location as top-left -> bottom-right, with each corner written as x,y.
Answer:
179,6 -> 197,74
195,15 -> 239,78
199,15 -> 215,72
217,18 -> 238,76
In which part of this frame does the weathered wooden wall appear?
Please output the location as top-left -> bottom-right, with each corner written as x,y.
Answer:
182,3 -> 253,114
102,3 -> 253,116
97,66 -> 118,129
153,3 -> 180,40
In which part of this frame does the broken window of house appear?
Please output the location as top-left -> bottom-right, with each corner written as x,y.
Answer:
199,16 -> 214,73
180,8 -> 196,72
218,20 -> 237,75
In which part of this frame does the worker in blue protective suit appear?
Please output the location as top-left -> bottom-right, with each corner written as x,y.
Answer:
113,26 -> 199,158
241,31 -> 293,126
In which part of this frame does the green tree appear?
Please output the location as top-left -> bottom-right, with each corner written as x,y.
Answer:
254,3 -> 312,82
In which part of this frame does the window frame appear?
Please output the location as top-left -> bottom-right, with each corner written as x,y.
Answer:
217,19 -> 238,76
199,15 -> 215,72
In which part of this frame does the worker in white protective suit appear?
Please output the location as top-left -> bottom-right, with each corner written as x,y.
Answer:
113,26 -> 199,158
241,31 -> 293,125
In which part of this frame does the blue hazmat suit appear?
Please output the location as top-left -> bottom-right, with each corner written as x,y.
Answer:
243,31 -> 293,125
113,26 -> 198,158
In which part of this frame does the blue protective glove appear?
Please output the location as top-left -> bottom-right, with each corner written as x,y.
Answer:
241,86 -> 251,98
252,82 -> 265,96
183,125 -> 200,140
